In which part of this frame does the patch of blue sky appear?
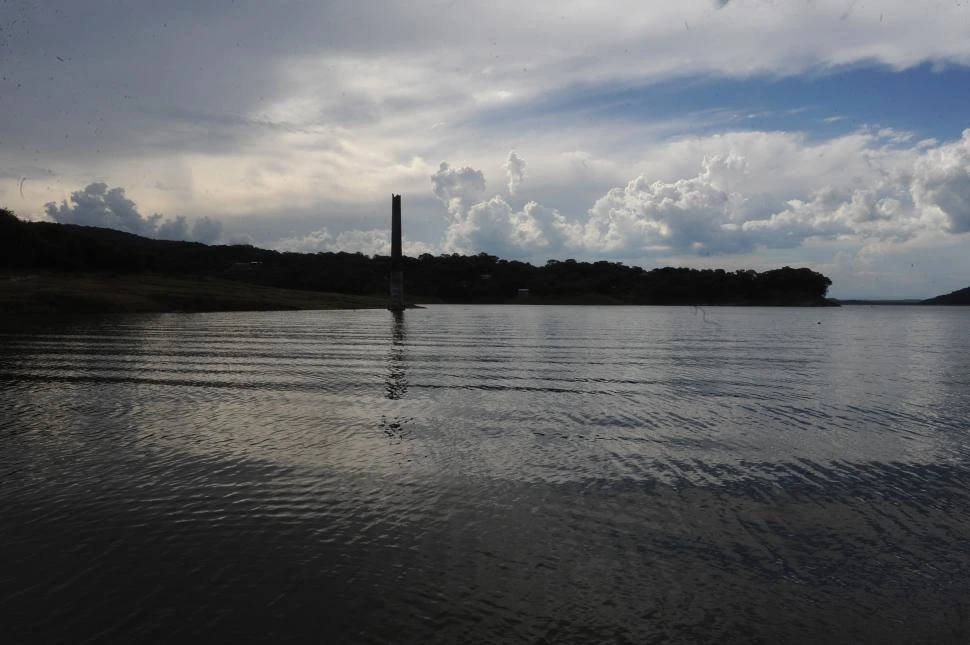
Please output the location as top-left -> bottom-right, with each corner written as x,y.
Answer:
472,63 -> 970,142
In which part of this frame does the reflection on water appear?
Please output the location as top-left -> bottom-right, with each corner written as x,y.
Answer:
383,310 -> 409,442
2,305 -> 970,644
385,309 -> 408,400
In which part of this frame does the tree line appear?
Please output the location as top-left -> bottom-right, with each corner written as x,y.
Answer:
1,208 -> 834,305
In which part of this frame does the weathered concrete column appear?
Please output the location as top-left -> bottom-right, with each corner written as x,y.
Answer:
389,194 -> 404,311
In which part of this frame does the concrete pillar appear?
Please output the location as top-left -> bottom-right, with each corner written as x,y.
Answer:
389,194 -> 404,311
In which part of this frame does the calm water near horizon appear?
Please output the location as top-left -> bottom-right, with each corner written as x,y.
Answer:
2,305 -> 969,643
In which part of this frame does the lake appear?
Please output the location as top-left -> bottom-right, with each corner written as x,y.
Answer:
2,305 -> 969,643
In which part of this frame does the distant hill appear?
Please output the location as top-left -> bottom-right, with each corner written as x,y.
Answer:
922,286 -> 970,305
1,206 -> 836,309
836,299 -> 923,305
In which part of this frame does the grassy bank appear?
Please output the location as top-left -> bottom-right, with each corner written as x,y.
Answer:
0,273 -> 388,314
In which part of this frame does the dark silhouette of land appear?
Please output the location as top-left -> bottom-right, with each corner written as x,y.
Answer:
836,286 -> 970,306
2,207 -> 836,313
922,286 -> 970,305
835,299 -> 924,305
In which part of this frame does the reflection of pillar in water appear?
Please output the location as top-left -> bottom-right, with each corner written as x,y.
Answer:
389,194 -> 404,311
382,311 -> 408,439
385,309 -> 407,400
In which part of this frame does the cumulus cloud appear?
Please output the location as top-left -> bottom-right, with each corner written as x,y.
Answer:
273,227 -> 435,257
228,234 -> 256,246
430,162 -> 487,216
744,177 -> 919,249
505,151 -> 527,195
45,183 -> 161,238
581,159 -> 747,255
577,144 -> 942,256
427,157 -> 577,257
44,183 -> 223,244
443,196 -> 577,257
911,129 -> 970,233
430,155 -> 753,258
275,228 -> 336,254
428,131 -> 970,261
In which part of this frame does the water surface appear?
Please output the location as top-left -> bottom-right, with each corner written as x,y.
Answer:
2,305 -> 969,643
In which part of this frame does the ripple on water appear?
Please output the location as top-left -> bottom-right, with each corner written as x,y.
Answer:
2,305 -> 970,643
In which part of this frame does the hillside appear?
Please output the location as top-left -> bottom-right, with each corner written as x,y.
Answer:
922,286 -> 970,305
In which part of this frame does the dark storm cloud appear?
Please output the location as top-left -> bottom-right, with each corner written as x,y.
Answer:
0,1 -> 344,160
0,0 -> 453,160
190,216 -> 223,244
4,0 -> 968,171
156,215 -> 191,241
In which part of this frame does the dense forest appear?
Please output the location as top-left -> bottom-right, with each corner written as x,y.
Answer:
1,208 -> 835,306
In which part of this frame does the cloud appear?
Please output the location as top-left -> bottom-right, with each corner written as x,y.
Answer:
273,227 -> 435,257
430,162 -> 487,216
743,178 -> 919,248
911,129 -> 970,233
505,151 -> 527,195
228,233 -> 256,246
442,196 -> 576,257
580,154 -> 753,255
426,130 -> 970,260
256,127 -> 970,265
45,183 -> 161,237
191,216 -> 224,244
11,0 -> 970,217
156,215 -> 190,241
44,182 -> 223,244
274,228 -> 335,254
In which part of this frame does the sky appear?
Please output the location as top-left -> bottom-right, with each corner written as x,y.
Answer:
2,0 -> 970,298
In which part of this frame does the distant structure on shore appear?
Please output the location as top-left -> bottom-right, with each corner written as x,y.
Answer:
389,194 -> 404,311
